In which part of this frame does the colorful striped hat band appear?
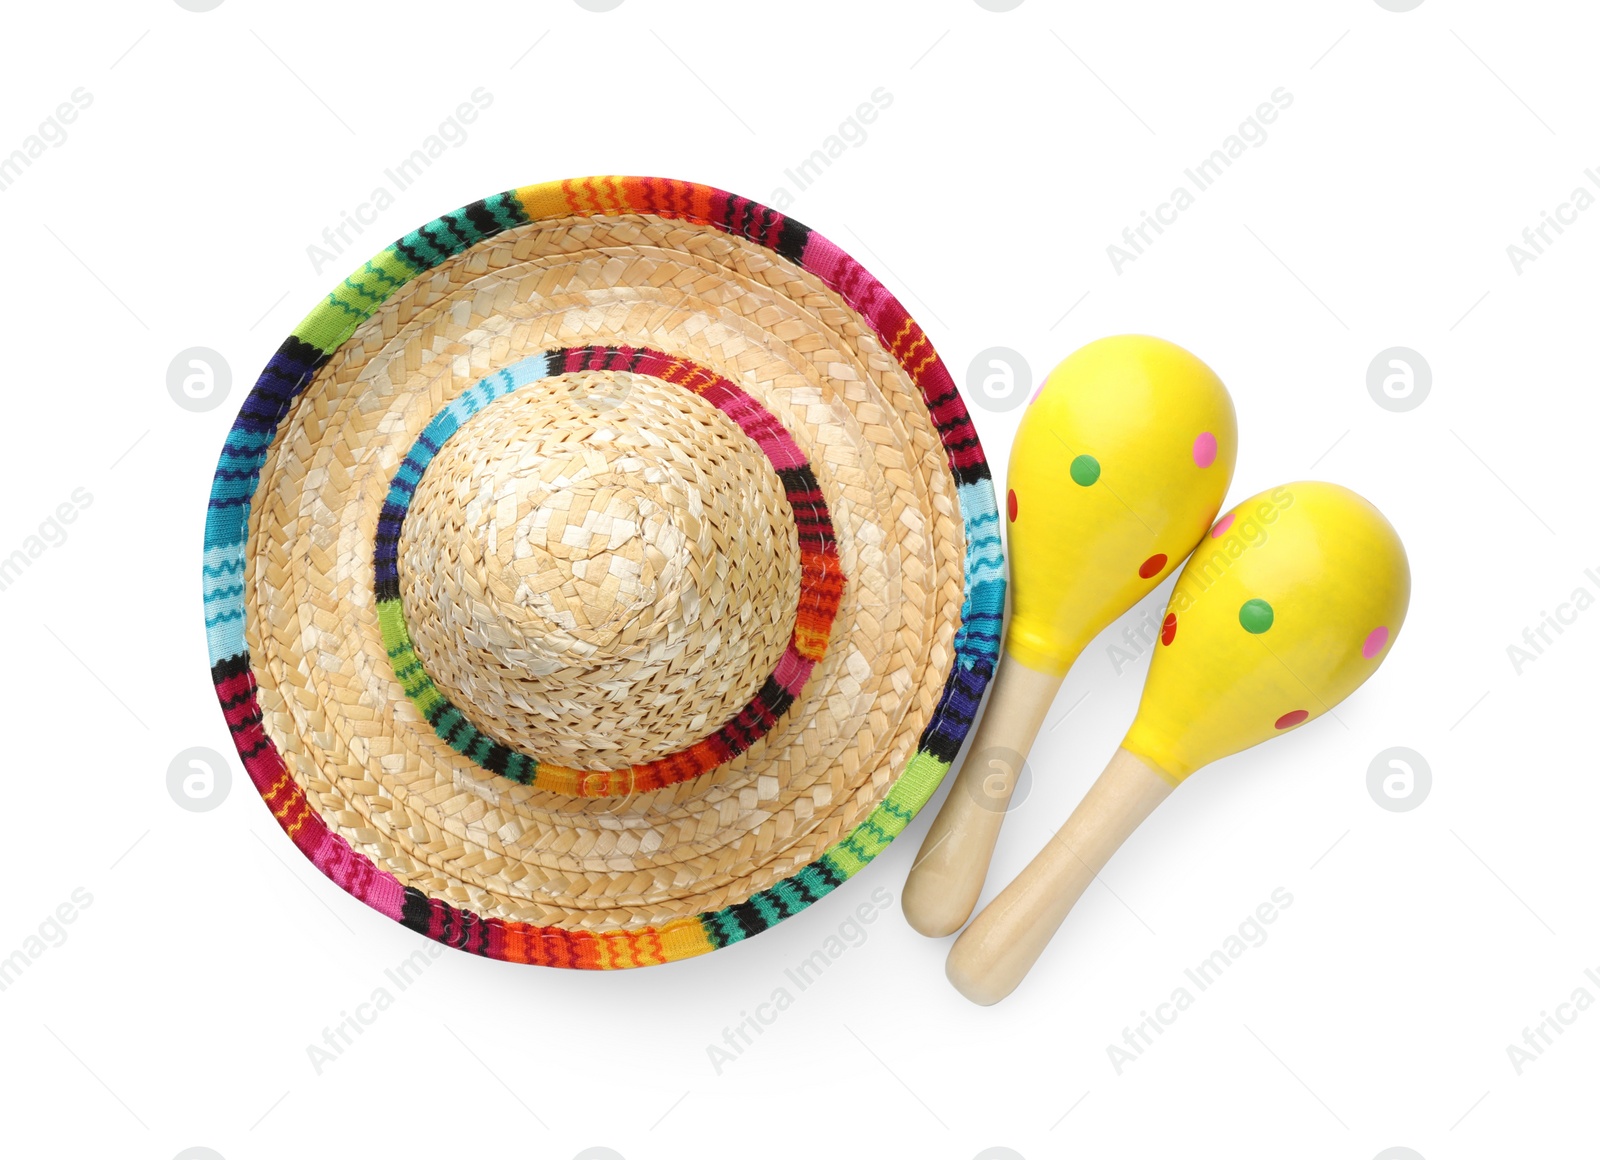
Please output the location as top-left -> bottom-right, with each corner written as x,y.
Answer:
205,177 -> 1004,968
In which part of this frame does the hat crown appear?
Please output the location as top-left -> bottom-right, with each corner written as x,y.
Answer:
397,368 -> 800,772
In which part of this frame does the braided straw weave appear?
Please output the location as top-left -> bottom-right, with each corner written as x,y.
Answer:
204,177 -> 1004,967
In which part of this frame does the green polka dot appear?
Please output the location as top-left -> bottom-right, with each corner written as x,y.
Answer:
1070,455 -> 1100,486
1239,598 -> 1275,634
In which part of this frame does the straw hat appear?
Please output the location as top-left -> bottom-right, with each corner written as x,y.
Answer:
204,176 -> 1004,967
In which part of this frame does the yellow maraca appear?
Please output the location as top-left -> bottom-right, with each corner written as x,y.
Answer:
902,336 -> 1237,936
945,481 -> 1410,1004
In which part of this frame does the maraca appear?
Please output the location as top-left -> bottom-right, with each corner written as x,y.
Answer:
945,481 -> 1410,1004
902,335 -> 1237,937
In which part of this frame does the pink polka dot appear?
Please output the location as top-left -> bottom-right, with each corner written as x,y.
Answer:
1275,709 -> 1309,730
1210,513 -> 1235,538
1192,432 -> 1218,468
1029,379 -> 1047,404
1362,626 -> 1389,659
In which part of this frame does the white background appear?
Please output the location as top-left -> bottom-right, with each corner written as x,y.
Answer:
1,2 -> 1595,1158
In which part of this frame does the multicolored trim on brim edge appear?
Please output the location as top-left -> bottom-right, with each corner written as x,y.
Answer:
203,176 -> 1005,969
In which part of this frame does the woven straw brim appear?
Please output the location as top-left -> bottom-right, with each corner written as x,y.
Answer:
205,177 -> 1004,967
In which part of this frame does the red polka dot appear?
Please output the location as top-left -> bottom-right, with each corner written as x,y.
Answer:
1138,553 -> 1167,579
1274,710 -> 1309,730
1007,488 -> 1018,522
1210,512 -> 1235,538
1160,612 -> 1177,645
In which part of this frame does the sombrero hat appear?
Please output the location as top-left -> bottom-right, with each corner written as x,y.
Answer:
203,176 -> 1003,968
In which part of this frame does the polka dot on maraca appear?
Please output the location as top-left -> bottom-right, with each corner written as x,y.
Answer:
1070,454 -> 1100,486
1362,625 -> 1389,658
1210,512 -> 1235,538
1007,488 -> 1018,523
1138,553 -> 1167,579
1239,598 -> 1274,634
1160,612 -> 1177,645
1275,709 -> 1309,730
1192,431 -> 1218,468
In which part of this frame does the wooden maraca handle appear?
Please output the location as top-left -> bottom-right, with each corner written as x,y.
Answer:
945,747 -> 1174,1005
901,657 -> 1064,937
